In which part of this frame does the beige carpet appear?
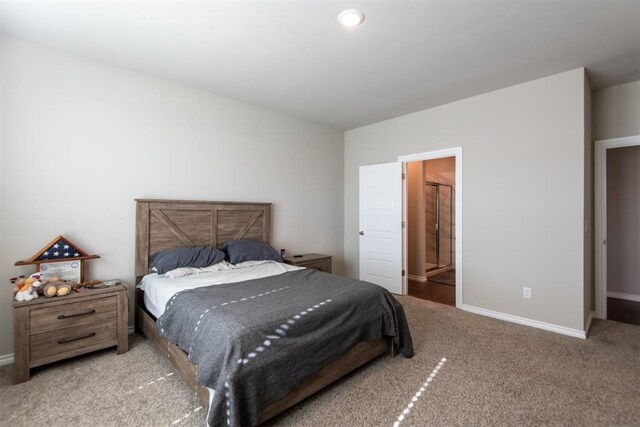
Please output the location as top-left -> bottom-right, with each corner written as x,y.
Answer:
1,296 -> 639,426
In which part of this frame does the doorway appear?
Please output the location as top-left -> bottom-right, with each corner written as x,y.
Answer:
357,148 -> 462,304
595,135 -> 640,325
404,158 -> 456,305
399,148 -> 463,307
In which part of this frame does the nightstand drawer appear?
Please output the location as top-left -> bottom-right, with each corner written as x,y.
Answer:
30,296 -> 117,334
30,319 -> 117,361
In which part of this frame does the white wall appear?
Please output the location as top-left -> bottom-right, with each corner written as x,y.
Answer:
0,37 -> 344,357
345,69 -> 589,331
592,81 -> 640,141
583,76 -> 592,327
0,37 -> 5,360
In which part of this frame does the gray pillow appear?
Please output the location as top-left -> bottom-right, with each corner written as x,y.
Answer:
150,246 -> 225,274
221,239 -> 282,264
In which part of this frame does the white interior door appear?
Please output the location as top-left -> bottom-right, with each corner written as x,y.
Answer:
359,162 -> 403,294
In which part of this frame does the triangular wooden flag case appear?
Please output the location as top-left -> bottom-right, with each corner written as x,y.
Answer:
15,235 -> 100,282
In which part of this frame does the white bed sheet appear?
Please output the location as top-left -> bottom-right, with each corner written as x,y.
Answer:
138,261 -> 304,318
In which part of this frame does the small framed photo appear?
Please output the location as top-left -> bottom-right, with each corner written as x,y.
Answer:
40,260 -> 82,282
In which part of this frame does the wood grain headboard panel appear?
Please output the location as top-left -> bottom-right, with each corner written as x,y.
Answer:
135,199 -> 271,279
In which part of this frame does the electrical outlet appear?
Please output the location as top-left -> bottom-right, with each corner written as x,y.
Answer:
523,287 -> 532,299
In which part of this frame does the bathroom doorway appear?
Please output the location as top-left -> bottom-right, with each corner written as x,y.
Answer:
405,155 -> 457,305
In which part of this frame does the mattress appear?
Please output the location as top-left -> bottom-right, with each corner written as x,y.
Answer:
138,261 -> 303,318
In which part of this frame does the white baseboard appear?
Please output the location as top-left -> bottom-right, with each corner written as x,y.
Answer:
0,326 -> 136,366
607,291 -> 640,303
0,353 -> 14,367
462,304 -> 587,339
408,274 -> 426,282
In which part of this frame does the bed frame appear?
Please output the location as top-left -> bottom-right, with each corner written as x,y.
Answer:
134,199 -> 389,423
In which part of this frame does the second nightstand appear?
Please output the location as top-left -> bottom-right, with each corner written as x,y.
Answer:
283,253 -> 332,273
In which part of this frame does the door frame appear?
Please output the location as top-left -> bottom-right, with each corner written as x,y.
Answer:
398,147 -> 463,307
594,135 -> 640,319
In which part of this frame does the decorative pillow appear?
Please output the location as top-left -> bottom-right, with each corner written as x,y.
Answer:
150,246 -> 225,274
221,239 -> 282,264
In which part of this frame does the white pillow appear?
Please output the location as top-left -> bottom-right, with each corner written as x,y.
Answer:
165,260 -> 231,278
230,260 -> 276,269
201,260 -> 232,272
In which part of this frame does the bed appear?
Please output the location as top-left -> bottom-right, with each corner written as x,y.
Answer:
134,199 -> 413,426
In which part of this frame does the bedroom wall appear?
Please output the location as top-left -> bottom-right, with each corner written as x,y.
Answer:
0,37 -> 344,358
344,68 -> 589,332
592,80 -> 640,140
583,76 -> 592,328
0,38 -> 5,363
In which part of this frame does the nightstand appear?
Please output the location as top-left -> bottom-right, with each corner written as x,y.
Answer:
283,253 -> 332,273
13,283 -> 129,383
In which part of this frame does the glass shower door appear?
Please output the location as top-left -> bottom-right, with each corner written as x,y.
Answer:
424,182 -> 453,271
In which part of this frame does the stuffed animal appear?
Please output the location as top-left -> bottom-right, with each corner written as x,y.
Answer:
42,278 -> 58,297
56,283 -> 72,296
11,276 -> 26,293
13,273 -> 45,301
42,277 -> 72,297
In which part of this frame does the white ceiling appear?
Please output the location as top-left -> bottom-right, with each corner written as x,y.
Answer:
2,1 -> 639,130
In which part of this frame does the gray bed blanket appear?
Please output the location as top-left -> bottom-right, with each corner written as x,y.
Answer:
157,268 -> 413,427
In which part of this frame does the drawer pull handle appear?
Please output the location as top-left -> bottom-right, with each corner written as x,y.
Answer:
58,332 -> 96,344
57,309 -> 96,319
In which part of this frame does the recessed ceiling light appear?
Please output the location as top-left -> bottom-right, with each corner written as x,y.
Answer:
337,9 -> 365,28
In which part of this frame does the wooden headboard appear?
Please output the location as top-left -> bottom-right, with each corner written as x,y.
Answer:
135,199 -> 271,279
